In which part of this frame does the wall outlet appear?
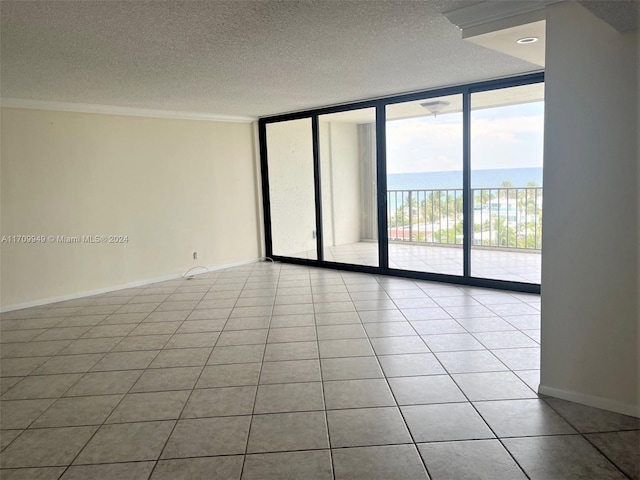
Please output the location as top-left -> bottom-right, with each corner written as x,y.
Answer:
312,230 -> 316,239
193,252 -> 197,260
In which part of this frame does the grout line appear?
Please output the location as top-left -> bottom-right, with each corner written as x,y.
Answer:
3,265 -> 635,479
382,276 -> 531,478
313,278 -> 336,480
148,265 -> 261,479
347,274 -> 434,479
58,342 -> 167,477
238,261 -> 280,479
446,373 -> 533,480
57,272 -> 231,477
542,400 -> 635,480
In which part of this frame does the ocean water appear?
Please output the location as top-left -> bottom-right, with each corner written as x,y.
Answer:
387,167 -> 543,190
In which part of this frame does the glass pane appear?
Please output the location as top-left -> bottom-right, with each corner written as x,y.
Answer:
318,108 -> 378,266
470,83 -> 544,283
386,94 -> 464,275
266,118 -> 317,260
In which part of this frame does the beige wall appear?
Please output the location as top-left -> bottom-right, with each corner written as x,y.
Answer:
1,108 -> 261,309
541,2 -> 639,416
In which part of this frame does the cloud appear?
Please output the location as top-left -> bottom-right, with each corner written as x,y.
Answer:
386,106 -> 543,174
471,115 -> 544,142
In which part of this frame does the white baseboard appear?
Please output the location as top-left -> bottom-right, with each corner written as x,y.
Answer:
538,384 -> 640,418
0,258 -> 262,313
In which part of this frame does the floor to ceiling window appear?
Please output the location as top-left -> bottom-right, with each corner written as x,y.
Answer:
259,73 -> 544,293
318,108 -> 378,267
386,94 -> 464,276
470,83 -> 545,284
264,118 -> 317,260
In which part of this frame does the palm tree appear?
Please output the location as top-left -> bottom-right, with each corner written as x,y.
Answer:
493,216 -> 516,247
514,181 -> 542,248
419,190 -> 447,243
476,189 -> 493,208
420,191 -> 442,224
388,193 -> 420,241
499,180 -> 516,202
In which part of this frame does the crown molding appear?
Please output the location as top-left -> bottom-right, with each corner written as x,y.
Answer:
0,98 -> 257,123
445,0 -> 562,31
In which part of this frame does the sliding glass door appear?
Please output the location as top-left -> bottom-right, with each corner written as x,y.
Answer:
318,108 -> 378,266
386,94 -> 464,275
470,83 -> 544,283
265,119 -> 317,260
260,73 -> 543,293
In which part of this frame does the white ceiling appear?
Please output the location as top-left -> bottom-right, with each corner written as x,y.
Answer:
3,1 -> 636,119
465,20 -> 546,67
1,0 -> 551,118
578,0 -> 640,33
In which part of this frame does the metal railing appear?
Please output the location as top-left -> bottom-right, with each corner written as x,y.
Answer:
387,187 -> 542,250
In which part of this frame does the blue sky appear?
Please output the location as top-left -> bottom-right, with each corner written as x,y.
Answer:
386,101 -> 544,174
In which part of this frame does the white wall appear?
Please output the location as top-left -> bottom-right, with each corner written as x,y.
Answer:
320,121 -> 362,248
319,121 -> 335,247
0,108 -> 261,310
541,2 -> 639,416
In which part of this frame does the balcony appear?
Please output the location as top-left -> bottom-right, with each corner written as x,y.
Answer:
294,187 -> 542,284
388,186 -> 542,283
387,187 -> 542,249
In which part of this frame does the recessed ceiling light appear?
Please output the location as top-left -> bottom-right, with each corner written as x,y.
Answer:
516,37 -> 539,44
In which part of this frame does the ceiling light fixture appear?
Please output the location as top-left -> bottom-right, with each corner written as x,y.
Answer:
420,100 -> 450,118
516,37 -> 539,44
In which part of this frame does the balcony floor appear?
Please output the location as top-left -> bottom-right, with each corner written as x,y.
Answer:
293,243 -> 541,284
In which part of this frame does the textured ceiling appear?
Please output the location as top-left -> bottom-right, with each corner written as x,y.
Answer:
578,0 -> 640,33
0,0 -> 547,118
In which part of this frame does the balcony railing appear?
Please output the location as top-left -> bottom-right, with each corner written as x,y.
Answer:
387,187 -> 543,250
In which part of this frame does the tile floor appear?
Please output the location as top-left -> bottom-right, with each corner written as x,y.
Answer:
1,262 -> 638,479
292,242 -> 541,284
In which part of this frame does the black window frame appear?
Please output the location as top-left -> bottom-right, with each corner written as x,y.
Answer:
258,72 -> 544,294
